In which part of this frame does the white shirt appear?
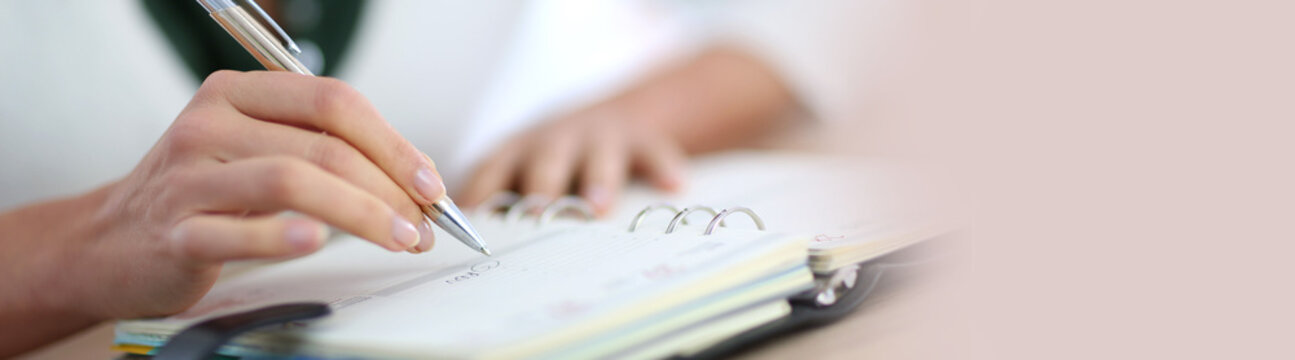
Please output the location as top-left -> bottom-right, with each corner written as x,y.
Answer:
0,0 -> 888,210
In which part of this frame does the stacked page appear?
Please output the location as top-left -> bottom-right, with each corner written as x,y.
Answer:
116,219 -> 811,359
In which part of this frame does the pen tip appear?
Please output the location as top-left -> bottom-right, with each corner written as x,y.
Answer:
428,197 -> 493,257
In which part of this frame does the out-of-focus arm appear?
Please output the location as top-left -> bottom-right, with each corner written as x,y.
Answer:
689,0 -> 909,123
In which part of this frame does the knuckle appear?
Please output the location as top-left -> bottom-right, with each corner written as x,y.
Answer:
306,136 -> 357,171
164,114 -> 219,153
313,78 -> 364,119
174,240 -> 204,261
393,141 -> 425,167
376,180 -> 421,220
148,168 -> 200,212
522,180 -> 560,197
356,199 -> 394,233
524,165 -> 564,189
261,159 -> 312,202
523,177 -> 555,193
169,222 -> 206,260
396,201 -> 423,224
157,169 -> 194,193
199,70 -> 239,92
477,149 -> 519,174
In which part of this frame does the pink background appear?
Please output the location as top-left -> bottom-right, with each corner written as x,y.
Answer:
857,0 -> 1295,358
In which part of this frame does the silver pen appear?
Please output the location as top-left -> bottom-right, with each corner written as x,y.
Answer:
197,0 -> 491,256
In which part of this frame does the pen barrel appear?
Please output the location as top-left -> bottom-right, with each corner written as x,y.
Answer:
209,7 -> 313,75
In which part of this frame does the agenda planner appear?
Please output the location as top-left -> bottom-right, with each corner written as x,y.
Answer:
114,151 -> 942,359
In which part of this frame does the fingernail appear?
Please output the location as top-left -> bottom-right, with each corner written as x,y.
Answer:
391,216 -> 420,251
414,166 -> 446,203
663,168 -> 686,192
584,186 -> 609,210
286,220 -> 326,253
414,219 -> 435,253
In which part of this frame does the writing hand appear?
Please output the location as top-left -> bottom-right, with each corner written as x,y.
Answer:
0,70 -> 450,354
89,71 -> 446,316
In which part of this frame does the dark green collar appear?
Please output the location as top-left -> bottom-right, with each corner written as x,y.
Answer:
141,0 -> 366,80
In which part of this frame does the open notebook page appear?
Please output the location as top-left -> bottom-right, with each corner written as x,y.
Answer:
117,222 -> 809,359
608,151 -> 940,272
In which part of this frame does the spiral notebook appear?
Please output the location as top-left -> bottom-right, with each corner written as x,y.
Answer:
113,152 -> 942,359
606,152 -> 941,275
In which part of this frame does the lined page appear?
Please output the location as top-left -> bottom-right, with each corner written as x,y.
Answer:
119,223 -> 806,358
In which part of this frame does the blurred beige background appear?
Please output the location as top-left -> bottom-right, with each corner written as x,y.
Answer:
10,0 -> 1295,358
877,0 -> 1295,358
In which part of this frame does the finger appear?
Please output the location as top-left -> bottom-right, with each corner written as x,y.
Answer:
411,216 -> 436,254
459,144 -> 523,208
169,156 -> 421,252
199,70 -> 446,207
201,113 -> 428,231
169,215 -> 328,264
579,127 -> 630,215
633,134 -> 689,192
519,128 -> 583,200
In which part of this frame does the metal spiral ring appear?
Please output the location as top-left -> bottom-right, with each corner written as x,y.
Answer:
627,204 -> 681,232
474,192 -> 521,218
537,196 -> 595,225
704,207 -> 766,235
503,194 -> 554,224
664,206 -> 719,234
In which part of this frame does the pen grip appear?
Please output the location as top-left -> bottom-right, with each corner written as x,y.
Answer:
209,6 -> 313,75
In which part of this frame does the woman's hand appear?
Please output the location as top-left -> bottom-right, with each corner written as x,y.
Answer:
458,46 -> 796,215
99,70 -> 453,312
7,70 -> 448,328
458,105 -> 688,215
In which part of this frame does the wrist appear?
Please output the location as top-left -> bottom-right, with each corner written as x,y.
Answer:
38,184 -> 116,318
610,46 -> 796,154
50,183 -> 119,318
601,87 -> 696,143
0,184 -> 116,356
